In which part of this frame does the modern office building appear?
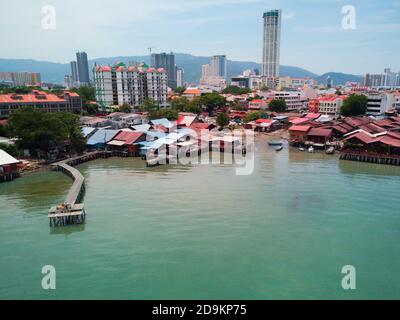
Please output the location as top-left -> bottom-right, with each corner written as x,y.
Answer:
93,63 -> 168,109
211,55 -> 227,78
76,51 -> 90,85
262,10 -> 282,80
151,52 -> 177,89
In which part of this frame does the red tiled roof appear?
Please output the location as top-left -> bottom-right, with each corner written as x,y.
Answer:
256,119 -> 273,124
308,128 -> 333,137
0,93 -> 65,104
290,117 -> 310,125
111,131 -> 144,145
305,113 -> 321,119
289,125 -> 311,132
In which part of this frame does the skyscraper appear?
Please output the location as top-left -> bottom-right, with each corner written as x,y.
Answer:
262,10 -> 282,79
211,55 -> 227,78
151,52 -> 177,88
70,61 -> 79,84
176,67 -> 184,87
76,51 -> 90,85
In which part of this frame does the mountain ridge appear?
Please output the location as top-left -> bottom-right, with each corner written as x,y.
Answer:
0,53 -> 363,86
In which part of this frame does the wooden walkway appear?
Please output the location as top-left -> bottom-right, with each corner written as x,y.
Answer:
48,151 -> 113,227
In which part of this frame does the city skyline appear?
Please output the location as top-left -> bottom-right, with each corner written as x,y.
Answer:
0,0 -> 399,75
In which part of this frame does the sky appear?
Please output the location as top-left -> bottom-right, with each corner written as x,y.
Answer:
0,0 -> 399,75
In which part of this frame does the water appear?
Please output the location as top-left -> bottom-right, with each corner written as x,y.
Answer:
1,142 -> 400,300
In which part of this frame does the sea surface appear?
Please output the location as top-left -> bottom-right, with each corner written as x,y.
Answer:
1,142 -> 400,299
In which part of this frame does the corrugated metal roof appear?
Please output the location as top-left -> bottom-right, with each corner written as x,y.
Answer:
0,149 -> 20,166
87,129 -> 120,146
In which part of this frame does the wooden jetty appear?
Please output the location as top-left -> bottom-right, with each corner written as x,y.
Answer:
48,151 -> 113,227
340,151 -> 400,166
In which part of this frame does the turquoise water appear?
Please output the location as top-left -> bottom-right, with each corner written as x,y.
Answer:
1,142 -> 400,299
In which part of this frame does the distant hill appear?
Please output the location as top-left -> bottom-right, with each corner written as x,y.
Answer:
0,53 -> 361,86
316,72 -> 363,86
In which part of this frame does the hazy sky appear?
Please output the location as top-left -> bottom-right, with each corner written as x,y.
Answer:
1,0 -> 399,75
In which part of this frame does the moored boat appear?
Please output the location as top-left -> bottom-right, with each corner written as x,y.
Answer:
326,146 -> 335,154
268,140 -> 283,146
308,146 -> 314,153
275,145 -> 283,152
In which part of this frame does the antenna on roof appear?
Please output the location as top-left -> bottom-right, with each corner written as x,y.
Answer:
148,47 -> 153,55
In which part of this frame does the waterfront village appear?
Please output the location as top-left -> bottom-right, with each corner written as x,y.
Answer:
2,57 -> 400,226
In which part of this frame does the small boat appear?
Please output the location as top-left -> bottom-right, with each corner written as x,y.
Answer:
308,146 -> 314,153
326,146 -> 335,154
299,147 -> 306,151
268,140 -> 283,146
275,145 -> 283,152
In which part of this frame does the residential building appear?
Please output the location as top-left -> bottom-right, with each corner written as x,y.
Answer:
76,51 -> 90,85
177,67 -> 184,87
0,90 -> 82,118
93,63 -> 168,110
0,149 -> 20,182
70,61 -> 79,86
366,93 -> 394,116
262,10 -> 282,81
274,91 -> 305,111
364,68 -> 400,88
318,95 -> 345,116
151,52 -> 177,89
248,99 -> 269,110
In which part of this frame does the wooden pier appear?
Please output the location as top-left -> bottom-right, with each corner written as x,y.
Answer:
340,151 -> 400,166
48,151 -> 114,227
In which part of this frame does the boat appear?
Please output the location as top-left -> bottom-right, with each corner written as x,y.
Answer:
326,146 -> 335,154
299,147 -> 306,151
308,146 -> 314,153
268,140 -> 283,146
275,145 -> 283,152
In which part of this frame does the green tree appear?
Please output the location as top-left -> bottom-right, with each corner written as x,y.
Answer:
244,111 -> 262,123
231,103 -> 246,111
171,97 -> 190,112
118,103 -> 132,113
200,92 -> 226,116
217,112 -> 230,128
140,99 -> 159,112
269,99 -> 287,113
340,94 -> 368,116
222,86 -> 251,95
174,86 -> 186,95
0,143 -> 21,157
7,108 -> 86,156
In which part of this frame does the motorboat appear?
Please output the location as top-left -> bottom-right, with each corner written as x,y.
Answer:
299,147 -> 306,151
268,140 -> 283,146
326,146 -> 335,154
275,145 -> 283,152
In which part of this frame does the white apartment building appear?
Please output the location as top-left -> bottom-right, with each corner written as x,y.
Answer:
273,91 -> 306,111
366,93 -> 394,116
318,96 -> 344,116
93,63 -> 168,110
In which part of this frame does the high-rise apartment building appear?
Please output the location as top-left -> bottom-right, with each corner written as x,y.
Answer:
364,69 -> 400,88
151,52 -> 177,89
4,72 -> 42,86
93,63 -> 168,109
176,67 -> 184,87
262,10 -> 282,80
210,55 -> 227,78
76,51 -> 90,85
70,61 -> 79,84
